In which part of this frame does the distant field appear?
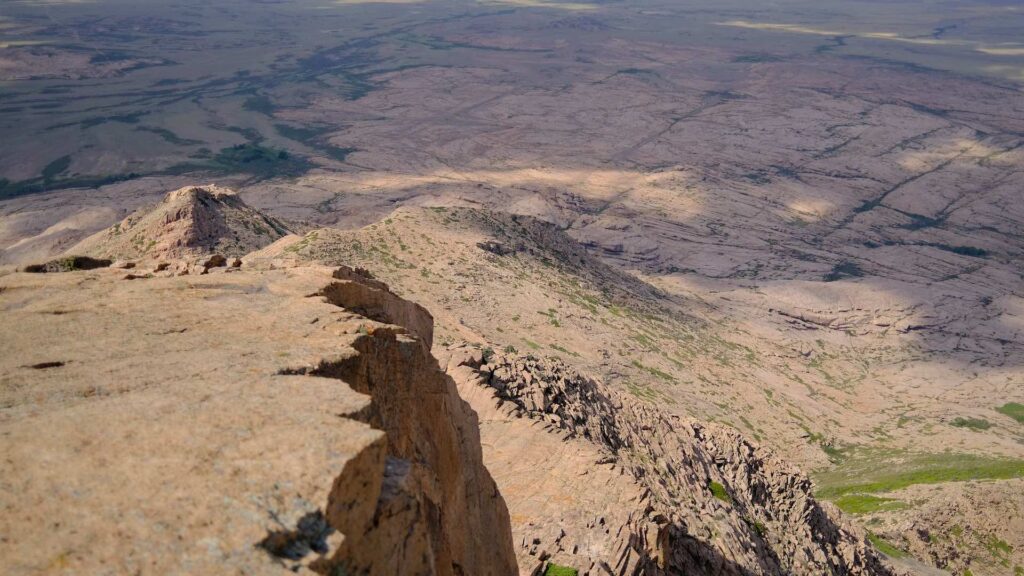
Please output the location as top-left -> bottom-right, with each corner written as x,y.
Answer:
1,0 -> 1022,188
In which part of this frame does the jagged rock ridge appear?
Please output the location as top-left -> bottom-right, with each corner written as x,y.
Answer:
447,348 -> 899,576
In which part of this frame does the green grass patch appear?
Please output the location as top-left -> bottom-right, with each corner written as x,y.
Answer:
631,359 -> 675,382
867,533 -> 907,558
709,481 -> 732,504
544,564 -> 578,576
550,344 -> 579,357
984,534 -> 1013,558
996,402 -> 1024,424
625,382 -> 660,402
745,518 -> 767,537
815,451 -> 1024,499
834,494 -> 908,515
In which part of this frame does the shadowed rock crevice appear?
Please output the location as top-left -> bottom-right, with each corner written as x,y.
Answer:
272,271 -> 516,575
259,511 -> 334,561
22,255 -> 111,273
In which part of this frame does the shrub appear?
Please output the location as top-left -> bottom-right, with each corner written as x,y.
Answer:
23,256 -> 112,273
950,417 -> 991,431
709,481 -> 732,504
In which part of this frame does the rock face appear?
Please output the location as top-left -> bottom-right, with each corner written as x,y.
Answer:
445,347 -> 899,576
68,184 -> 293,262
0,262 -> 515,575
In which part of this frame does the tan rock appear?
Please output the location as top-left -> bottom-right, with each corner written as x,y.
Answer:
0,264 -> 516,576
67,185 -> 294,263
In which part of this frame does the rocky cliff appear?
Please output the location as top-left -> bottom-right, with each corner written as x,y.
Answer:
445,348 -> 899,576
0,261 -> 515,575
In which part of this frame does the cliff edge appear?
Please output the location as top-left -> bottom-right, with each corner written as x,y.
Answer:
0,262 -> 516,575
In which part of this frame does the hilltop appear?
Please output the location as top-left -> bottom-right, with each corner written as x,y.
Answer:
69,184 -> 296,262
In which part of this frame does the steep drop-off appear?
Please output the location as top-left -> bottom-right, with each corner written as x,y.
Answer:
0,262 -> 515,575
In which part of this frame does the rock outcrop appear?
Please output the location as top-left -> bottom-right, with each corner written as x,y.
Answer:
0,262 -> 515,575
68,184 -> 293,262
445,347 -> 899,576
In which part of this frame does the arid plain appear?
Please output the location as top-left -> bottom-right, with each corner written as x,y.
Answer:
2,0 -> 1024,574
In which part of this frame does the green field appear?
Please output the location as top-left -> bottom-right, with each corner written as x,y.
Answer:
815,450 -> 1024,499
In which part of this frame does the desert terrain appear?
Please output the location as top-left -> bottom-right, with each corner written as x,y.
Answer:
2,0 -> 1024,574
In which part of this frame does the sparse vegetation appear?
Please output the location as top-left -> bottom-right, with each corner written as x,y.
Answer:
746,518 -> 767,537
208,144 -> 307,177
929,243 -> 989,258
631,359 -> 675,382
550,343 -> 579,357
950,417 -> 992,431
995,402 -> 1024,424
983,534 -> 1013,560
867,533 -> 907,558
41,155 -> 72,181
823,261 -> 863,282
0,171 -> 142,200
625,381 -> 661,402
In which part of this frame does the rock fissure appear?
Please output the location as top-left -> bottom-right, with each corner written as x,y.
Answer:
270,273 -> 515,576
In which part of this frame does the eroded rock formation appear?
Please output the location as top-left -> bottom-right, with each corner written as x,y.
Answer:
68,184 -> 294,262
445,348 -> 899,576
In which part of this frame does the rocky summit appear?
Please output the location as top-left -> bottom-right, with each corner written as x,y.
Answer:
68,184 -> 295,263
